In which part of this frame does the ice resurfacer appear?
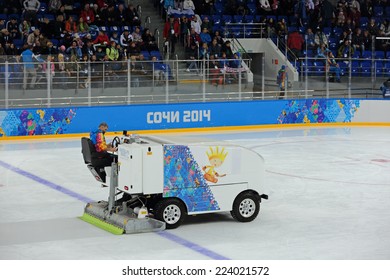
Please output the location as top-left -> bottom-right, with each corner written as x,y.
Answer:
80,134 -> 268,234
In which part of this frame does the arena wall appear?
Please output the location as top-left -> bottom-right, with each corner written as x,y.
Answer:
0,99 -> 389,138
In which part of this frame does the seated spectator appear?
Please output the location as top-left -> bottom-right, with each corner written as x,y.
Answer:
361,29 -> 372,51
305,28 -> 316,50
120,30 -> 133,48
212,30 -> 224,46
115,4 -> 128,26
41,40 -> 58,56
19,20 -> 31,40
315,43 -> 329,59
174,0 -> 183,10
200,27 -> 212,45
132,26 -> 143,45
106,40 -> 120,70
199,42 -> 209,60
352,28 -> 364,55
221,40 -> 233,58
314,27 -> 328,48
110,31 -> 120,45
80,3 -> 95,25
209,38 -> 221,58
127,41 -> 141,57
142,28 -> 158,52
27,28 -> 40,47
104,5 -> 116,26
6,17 -> 20,39
183,0 -> 196,11
191,15 -> 201,34
52,14 -> 66,40
337,39 -> 354,59
49,0 -> 62,13
201,16 -> 213,31
82,39 -> 95,58
259,0 -> 272,13
77,17 -> 90,35
65,16 -> 77,35
66,40 -> 82,60
95,46 -> 106,61
0,29 -> 12,50
93,30 -> 109,46
127,4 -> 141,27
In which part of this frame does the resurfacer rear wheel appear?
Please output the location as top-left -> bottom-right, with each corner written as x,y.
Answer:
154,198 -> 186,229
231,192 -> 260,222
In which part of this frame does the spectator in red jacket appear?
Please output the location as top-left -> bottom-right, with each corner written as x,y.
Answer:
80,3 -> 95,24
287,30 -> 304,59
163,16 -> 180,54
93,30 -> 109,46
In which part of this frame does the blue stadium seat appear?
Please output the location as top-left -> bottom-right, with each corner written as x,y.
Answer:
328,36 -> 338,49
140,51 -> 150,60
110,26 -> 120,33
0,14 -> 7,20
244,15 -> 254,23
333,27 -> 343,37
360,17 -> 369,28
122,26 -> 131,32
384,62 -> 390,74
362,51 -> 372,59
13,39 -> 24,48
211,15 -> 221,25
278,16 -> 288,23
373,6 -> 384,17
313,61 -> 325,76
222,15 -> 232,24
361,61 -> 372,76
150,51 -> 162,60
44,14 -> 55,21
234,15 -> 244,23
99,26 -> 109,33
386,7 -> 390,16
214,3 -> 224,14
375,51 -> 385,59
247,3 -> 256,15
266,15 -> 277,21
323,27 -> 332,36
351,61 -> 360,76
39,3 -> 47,13
375,61 -> 384,77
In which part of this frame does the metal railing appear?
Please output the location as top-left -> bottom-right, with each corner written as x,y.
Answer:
0,57 -> 253,108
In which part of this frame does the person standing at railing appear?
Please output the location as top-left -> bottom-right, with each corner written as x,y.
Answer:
163,16 -> 180,55
287,30 -> 304,59
326,51 -> 341,83
276,65 -> 287,99
21,45 -> 38,90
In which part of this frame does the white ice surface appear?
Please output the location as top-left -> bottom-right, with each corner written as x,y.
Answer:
0,126 -> 389,260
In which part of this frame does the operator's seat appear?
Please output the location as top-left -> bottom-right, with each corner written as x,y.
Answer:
81,137 -> 107,183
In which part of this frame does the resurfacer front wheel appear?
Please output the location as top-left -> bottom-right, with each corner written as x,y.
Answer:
154,198 -> 186,229
231,192 -> 260,222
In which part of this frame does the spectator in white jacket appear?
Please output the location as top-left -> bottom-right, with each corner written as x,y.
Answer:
183,0 -> 196,11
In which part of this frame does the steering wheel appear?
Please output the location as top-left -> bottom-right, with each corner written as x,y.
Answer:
111,136 -> 121,148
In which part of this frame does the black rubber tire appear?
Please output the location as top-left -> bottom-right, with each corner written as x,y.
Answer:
231,192 -> 260,222
154,198 -> 186,229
